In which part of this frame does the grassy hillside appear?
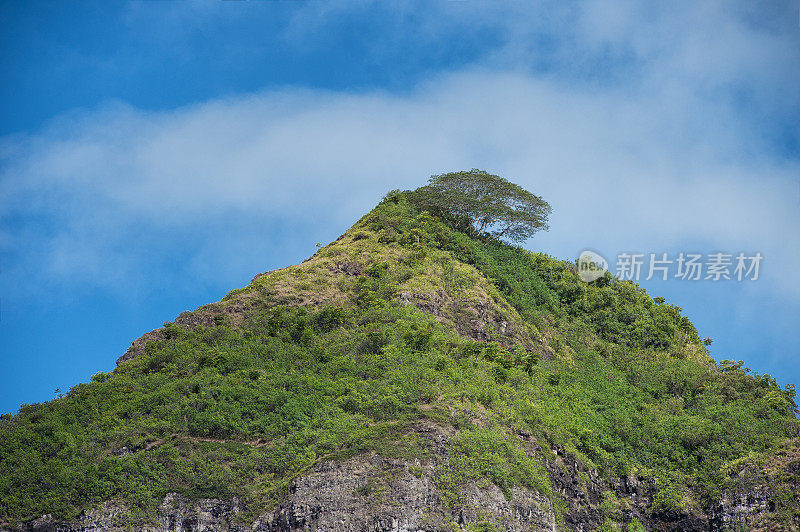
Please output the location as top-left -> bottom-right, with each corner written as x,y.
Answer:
1,193 -> 798,528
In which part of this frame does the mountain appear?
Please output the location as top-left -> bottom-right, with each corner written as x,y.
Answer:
1,191 -> 799,531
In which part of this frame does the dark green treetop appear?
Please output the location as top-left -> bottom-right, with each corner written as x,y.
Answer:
406,169 -> 551,243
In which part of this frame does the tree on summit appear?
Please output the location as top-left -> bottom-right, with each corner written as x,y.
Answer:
407,169 -> 551,243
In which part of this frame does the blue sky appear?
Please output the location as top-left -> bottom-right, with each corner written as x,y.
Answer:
1,1 -> 798,414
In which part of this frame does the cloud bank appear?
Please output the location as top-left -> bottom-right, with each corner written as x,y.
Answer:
1,1 -> 798,301
1,69 -> 797,297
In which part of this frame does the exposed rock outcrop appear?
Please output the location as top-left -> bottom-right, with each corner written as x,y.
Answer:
14,423 -> 796,532
13,423 -> 558,532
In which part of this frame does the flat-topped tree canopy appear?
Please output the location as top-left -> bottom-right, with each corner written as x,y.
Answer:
407,169 -> 551,243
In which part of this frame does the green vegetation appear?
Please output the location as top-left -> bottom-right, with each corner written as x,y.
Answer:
0,186 -> 797,528
435,428 -> 551,510
406,169 -> 551,243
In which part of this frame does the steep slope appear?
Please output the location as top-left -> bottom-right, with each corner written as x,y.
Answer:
1,193 -> 798,531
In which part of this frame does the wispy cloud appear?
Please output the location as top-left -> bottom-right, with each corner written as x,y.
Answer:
1,0 -> 797,301
1,66 -> 797,299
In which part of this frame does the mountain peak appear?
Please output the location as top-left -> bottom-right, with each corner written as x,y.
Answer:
2,190 -> 798,531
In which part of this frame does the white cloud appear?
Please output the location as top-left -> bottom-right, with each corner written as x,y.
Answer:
1,68 -> 797,300
1,0 -> 797,307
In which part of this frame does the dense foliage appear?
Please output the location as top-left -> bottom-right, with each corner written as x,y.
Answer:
405,169 -> 551,243
0,192 -> 797,528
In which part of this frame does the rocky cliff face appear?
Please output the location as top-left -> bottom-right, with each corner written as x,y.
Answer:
14,423 -> 558,532
13,424 -> 797,531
